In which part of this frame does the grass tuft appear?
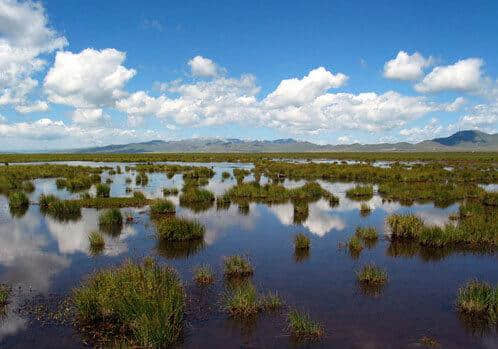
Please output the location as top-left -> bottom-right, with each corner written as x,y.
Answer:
96,183 -> 110,198
356,263 -> 388,286
346,185 -> 374,200
150,199 -> 175,215
193,265 -> 214,285
155,217 -> 205,242
99,208 -> 122,226
73,258 -> 185,347
287,309 -> 324,341
456,280 -> 497,325
294,233 -> 310,250
88,232 -> 105,255
224,255 -> 254,278
8,191 -> 29,209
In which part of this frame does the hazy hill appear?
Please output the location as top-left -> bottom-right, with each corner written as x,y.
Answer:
74,130 -> 498,153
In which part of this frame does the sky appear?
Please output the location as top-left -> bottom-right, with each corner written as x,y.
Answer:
0,0 -> 497,150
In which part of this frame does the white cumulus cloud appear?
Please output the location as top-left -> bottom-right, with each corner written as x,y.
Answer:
383,51 -> 433,80
188,55 -> 221,78
44,48 -> 136,108
415,58 -> 485,93
0,0 -> 66,107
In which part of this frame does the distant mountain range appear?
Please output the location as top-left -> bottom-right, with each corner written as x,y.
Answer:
74,130 -> 498,153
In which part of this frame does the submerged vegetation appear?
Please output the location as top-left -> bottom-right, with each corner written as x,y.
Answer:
294,233 -> 310,250
73,258 -> 185,347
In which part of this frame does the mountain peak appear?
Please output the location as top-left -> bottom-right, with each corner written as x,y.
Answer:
431,130 -> 493,146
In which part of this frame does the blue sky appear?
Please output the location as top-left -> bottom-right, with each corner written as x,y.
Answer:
0,0 -> 497,150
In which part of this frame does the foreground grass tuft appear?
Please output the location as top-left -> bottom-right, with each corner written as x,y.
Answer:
73,258 -> 185,347
155,217 -> 205,242
456,280 -> 497,325
224,255 -> 254,278
356,264 -> 388,286
39,194 -> 81,220
193,265 -> 214,285
387,213 -> 424,239
287,309 -> 324,341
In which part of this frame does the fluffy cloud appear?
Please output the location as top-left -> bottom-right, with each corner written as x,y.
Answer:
399,118 -> 444,142
456,103 -> 498,131
118,61 -> 442,133
0,0 -> 66,107
44,48 -> 136,108
188,55 -> 221,77
383,51 -> 433,80
117,74 -> 261,126
415,58 -> 485,93
72,108 -> 109,126
264,67 -> 348,108
14,100 -> 48,113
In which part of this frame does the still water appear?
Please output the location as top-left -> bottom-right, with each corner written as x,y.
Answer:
0,162 -> 496,348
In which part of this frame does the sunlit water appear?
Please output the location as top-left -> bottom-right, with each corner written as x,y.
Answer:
0,162 -> 496,348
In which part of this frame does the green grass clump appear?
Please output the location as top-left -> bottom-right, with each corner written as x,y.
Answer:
21,181 -> 35,193
155,217 -> 205,242
223,281 -> 260,317
8,191 -> 29,209
88,232 -> 105,255
356,264 -> 388,286
223,255 -> 254,278
360,203 -> 371,216
216,194 -> 231,210
99,208 -> 123,226
73,258 -> 185,347
294,233 -> 310,250
456,280 -> 497,325
387,213 -> 424,239
287,309 -> 324,341
135,172 -> 149,186
162,187 -> 179,196
150,199 -> 175,215
355,227 -> 379,241
261,291 -> 284,311
483,192 -> 498,206
193,265 -> 214,285
0,284 -> 10,309
348,235 -> 363,255
346,185 -> 374,199
96,183 -> 110,198
179,187 -> 215,203
221,171 -> 231,180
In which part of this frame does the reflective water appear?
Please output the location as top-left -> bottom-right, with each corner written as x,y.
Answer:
0,162 -> 496,348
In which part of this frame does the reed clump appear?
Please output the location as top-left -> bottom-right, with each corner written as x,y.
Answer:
88,232 -> 105,255
346,185 -> 374,199
8,191 -> 29,210
155,217 -> 205,242
456,280 -> 497,325
287,309 -> 324,341
294,233 -> 310,250
356,264 -> 388,286
223,255 -> 254,278
150,199 -> 176,215
193,265 -> 214,286
73,258 -> 185,347
96,183 -> 110,198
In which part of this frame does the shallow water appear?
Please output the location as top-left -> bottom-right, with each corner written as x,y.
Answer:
0,162 -> 497,348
